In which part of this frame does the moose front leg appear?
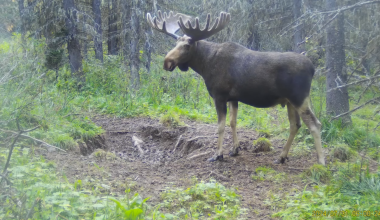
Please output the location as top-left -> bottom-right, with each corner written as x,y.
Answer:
228,101 -> 240,157
208,99 -> 227,162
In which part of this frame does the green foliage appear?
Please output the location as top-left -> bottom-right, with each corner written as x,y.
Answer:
302,164 -> 332,183
252,166 -> 286,183
252,137 -> 272,152
271,163 -> 380,220
160,111 -> 185,127
0,147 -> 148,220
153,179 -> 246,219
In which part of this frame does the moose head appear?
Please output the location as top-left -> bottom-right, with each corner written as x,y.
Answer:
147,11 -> 230,72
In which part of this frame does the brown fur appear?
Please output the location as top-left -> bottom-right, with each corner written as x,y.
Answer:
163,36 -> 325,165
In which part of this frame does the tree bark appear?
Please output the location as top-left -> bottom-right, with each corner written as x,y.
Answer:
83,14 -> 88,60
122,0 -> 131,60
93,0 -> 103,62
144,31 -> 152,72
325,0 -> 351,123
63,0 -> 83,79
108,0 -> 119,55
130,0 -> 140,90
293,0 -> 304,53
18,0 -> 26,52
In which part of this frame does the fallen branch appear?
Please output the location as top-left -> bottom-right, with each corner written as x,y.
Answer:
0,173 -> 12,185
187,135 -> 215,142
209,171 -> 229,181
187,151 -> 212,160
327,74 -> 380,93
330,96 -> 380,121
108,130 -> 139,134
359,153 -> 380,165
132,135 -> 144,155
25,198 -> 40,220
0,129 -> 66,152
172,135 -> 182,152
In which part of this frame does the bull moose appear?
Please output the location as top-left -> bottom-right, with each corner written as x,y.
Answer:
147,11 -> 325,165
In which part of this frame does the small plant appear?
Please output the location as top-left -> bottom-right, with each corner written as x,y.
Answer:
302,164 -> 332,183
252,137 -> 272,153
331,144 -> 354,162
153,179 -> 246,219
160,111 -> 184,127
92,149 -> 116,160
257,129 -> 272,138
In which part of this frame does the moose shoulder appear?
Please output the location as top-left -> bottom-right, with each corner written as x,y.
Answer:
147,11 -> 325,165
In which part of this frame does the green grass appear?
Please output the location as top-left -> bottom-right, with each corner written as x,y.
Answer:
270,163 -> 380,220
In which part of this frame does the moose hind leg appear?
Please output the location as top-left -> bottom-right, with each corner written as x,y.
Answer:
297,99 -> 325,165
208,100 -> 227,162
228,101 -> 240,157
275,103 -> 301,164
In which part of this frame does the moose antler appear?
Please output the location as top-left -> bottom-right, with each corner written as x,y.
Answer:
178,12 -> 231,42
147,11 -> 192,39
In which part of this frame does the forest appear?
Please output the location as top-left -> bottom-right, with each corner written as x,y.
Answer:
1,0 -> 380,219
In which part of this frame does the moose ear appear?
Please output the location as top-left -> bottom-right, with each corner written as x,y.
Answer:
178,63 -> 189,71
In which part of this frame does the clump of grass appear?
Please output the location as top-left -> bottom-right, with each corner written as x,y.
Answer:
160,111 -> 185,127
253,137 -> 272,153
303,164 -> 332,183
331,144 -> 355,162
252,166 -> 287,183
92,149 -> 116,161
257,129 -> 272,138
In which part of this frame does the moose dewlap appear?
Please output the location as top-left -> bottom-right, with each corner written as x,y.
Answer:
147,11 -> 325,165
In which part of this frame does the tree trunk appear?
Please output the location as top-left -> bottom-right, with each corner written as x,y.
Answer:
18,0 -> 26,53
108,0 -> 119,55
122,0 -> 131,60
63,0 -> 83,79
130,0 -> 140,90
93,0 -> 103,62
293,0 -> 304,53
144,31 -> 152,72
325,0 -> 351,123
83,15 -> 88,60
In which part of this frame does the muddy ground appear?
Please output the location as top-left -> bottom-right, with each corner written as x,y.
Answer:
42,116 -> 324,219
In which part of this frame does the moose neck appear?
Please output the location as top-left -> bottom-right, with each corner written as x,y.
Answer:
187,40 -> 219,76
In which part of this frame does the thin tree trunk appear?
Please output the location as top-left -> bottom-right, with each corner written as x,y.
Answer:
63,0 -> 83,79
144,31 -> 151,72
108,0 -> 119,55
325,0 -> 351,124
83,15 -> 88,60
122,0 -> 131,60
293,0 -> 304,53
18,0 -> 26,53
93,0 -> 103,62
130,0 -> 140,90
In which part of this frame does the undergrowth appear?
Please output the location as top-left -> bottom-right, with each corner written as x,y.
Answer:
269,162 -> 380,220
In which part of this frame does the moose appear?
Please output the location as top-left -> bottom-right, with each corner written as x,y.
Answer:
147,11 -> 325,165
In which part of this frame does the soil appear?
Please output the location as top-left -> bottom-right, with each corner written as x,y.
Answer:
41,116 -> 324,219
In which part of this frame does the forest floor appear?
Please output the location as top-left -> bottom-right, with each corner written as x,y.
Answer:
40,116 -> 325,219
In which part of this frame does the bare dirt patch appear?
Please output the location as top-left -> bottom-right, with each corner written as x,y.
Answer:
42,116 -> 321,219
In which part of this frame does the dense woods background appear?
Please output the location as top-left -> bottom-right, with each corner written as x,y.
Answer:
1,0 -> 380,219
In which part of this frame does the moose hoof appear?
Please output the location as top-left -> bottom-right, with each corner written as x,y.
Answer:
207,155 -> 224,162
229,147 -> 240,157
274,157 -> 288,164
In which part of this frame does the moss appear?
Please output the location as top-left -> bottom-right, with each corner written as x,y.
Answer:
252,137 -> 272,153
